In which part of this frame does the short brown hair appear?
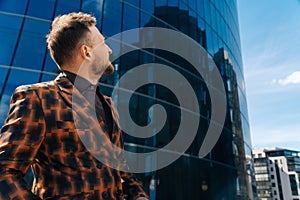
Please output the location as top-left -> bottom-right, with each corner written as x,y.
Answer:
46,12 -> 96,67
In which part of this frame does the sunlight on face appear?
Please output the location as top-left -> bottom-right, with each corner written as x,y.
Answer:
89,26 -> 114,76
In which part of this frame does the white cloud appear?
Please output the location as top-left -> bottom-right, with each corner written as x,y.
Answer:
277,71 -> 300,85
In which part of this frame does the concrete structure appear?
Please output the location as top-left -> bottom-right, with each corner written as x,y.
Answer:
253,148 -> 300,200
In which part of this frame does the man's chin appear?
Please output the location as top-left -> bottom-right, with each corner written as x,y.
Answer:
103,63 -> 115,75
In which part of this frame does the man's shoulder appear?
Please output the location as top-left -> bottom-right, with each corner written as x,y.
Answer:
14,80 -> 57,94
14,72 -> 70,93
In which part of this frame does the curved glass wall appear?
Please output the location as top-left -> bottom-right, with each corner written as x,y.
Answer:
0,0 -> 256,199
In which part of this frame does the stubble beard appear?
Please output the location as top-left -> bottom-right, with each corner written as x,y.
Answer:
92,60 -> 114,77
103,63 -> 115,75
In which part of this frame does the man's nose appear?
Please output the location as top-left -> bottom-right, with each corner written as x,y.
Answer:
107,45 -> 112,54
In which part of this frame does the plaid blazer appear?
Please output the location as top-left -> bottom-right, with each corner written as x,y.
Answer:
0,73 -> 148,200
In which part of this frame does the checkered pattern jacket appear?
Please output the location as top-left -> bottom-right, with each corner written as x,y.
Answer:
0,73 -> 148,200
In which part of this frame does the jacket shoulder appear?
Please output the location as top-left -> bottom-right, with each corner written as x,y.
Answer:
14,80 -> 56,93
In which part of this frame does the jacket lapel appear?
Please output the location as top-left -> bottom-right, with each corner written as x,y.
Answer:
54,73 -> 104,128
54,73 -> 122,162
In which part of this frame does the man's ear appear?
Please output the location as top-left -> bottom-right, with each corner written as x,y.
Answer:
80,45 -> 90,59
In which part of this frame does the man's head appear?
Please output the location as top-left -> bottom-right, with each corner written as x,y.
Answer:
46,12 -> 113,77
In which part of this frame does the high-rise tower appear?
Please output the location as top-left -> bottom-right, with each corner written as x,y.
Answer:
0,0 -> 255,199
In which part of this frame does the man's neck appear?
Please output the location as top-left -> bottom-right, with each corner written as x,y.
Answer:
61,66 -> 102,85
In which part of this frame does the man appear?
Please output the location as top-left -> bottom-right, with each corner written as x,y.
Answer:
0,12 -> 149,200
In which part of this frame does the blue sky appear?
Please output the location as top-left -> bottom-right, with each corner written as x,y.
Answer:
237,0 -> 300,151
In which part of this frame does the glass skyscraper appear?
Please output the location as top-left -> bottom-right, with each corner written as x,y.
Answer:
0,0 -> 256,199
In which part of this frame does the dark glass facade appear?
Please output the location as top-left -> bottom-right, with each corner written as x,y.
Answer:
0,0 -> 255,199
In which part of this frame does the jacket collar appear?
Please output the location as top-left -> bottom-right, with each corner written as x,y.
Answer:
54,72 -> 74,95
53,72 -> 123,163
54,72 -> 106,126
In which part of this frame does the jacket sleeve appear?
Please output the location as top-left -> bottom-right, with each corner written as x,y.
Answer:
121,171 -> 149,200
105,96 -> 149,200
0,86 -> 45,200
